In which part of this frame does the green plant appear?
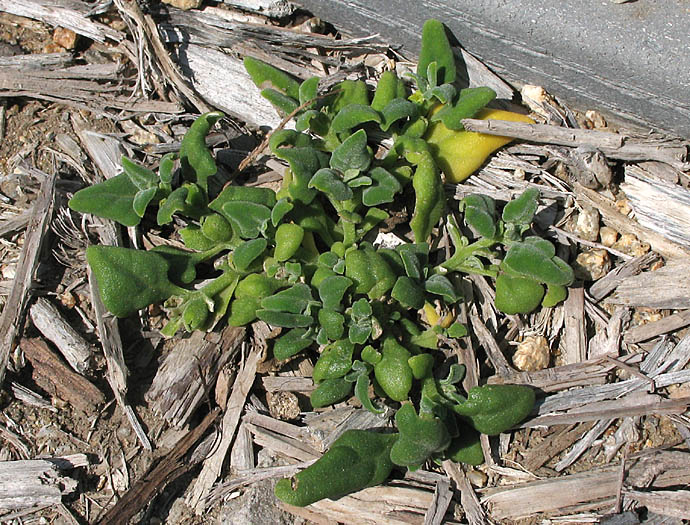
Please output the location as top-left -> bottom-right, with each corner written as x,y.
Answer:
69,19 -> 573,507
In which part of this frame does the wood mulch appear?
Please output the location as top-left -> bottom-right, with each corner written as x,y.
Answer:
0,1 -> 689,524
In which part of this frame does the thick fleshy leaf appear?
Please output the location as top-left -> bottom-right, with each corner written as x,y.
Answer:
494,273 -> 544,314
348,321 -> 372,345
390,403 -> 451,469
461,194 -> 497,239
201,213 -> 234,242
221,201 -> 271,239
417,19 -> 456,86
309,168 -> 353,201
313,339 -> 354,383
132,187 -> 157,218
261,88 -> 299,115
351,297 -> 372,319
371,70 -> 407,112
427,83 -> 456,104
233,238 -> 268,272
121,156 -> 157,191
150,245 -> 200,284
380,98 -> 418,131
179,111 -> 223,190
256,309 -> 313,328
331,104 -> 381,133
331,80 -> 370,113
309,377 -> 353,409
330,129 -> 372,173
392,276 -> 425,310
273,328 -> 314,360
271,198 -> 293,227
318,309 -> 345,340
86,245 -> 179,318
158,152 -> 175,187
502,240 -> 574,286
430,87 -> 497,130
157,184 -> 206,225
260,283 -> 313,314
243,56 -> 300,100
179,225 -> 217,251
318,275 -> 353,311
299,76 -> 320,105
424,274 -> 459,303
502,187 -> 540,225
361,167 -> 402,206
68,173 -> 140,227
209,185 -> 277,211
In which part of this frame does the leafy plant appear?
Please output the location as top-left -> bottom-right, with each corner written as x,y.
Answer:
69,19 -> 574,507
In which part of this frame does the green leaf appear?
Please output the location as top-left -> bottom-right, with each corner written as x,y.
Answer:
461,194 -> 497,239
542,283 -> 568,308
157,185 -> 206,225
256,309 -> 313,328
86,246 -> 180,318
233,238 -> 268,272
390,403 -> 451,469
408,353 -> 434,380
361,345 -> 382,365
371,70 -> 407,112
221,201 -> 271,239
299,76 -> 320,105
179,225 -> 217,251
201,213 -> 234,243
121,156 -> 157,191
374,338 -> 413,402
150,245 -> 199,284
132,187 -> 158,218
430,87 -> 497,130
424,274 -> 459,303
261,283 -> 313,314
209,185 -> 277,211
331,80 -> 370,113
445,423 -> 484,465
351,297 -> 372,319
392,276 -> 425,310
427,83 -> 456,104
261,88 -> 299,115
361,167 -> 402,206
271,198 -> 293,227
502,187 -> 540,225
494,273 -> 545,315
313,339 -> 354,382
68,173 -> 140,227
380,98 -> 418,132
309,377 -> 354,409
243,56 -> 300,100
309,168 -> 353,201
502,240 -> 574,286
348,321 -> 372,345
330,129 -> 372,173
158,152 -> 175,187
273,328 -> 314,360
417,19 -> 456,86
179,111 -> 223,191
331,104 -> 381,133
318,309 -> 345,340
447,323 -> 468,338
453,384 -> 535,435
318,275 -> 353,311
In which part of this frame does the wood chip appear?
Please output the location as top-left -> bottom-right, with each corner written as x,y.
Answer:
188,344 -> 261,512
461,118 -> 689,170
608,258 -> 690,309
0,454 -> 88,510
562,285 -> 587,364
145,326 -> 245,428
94,408 -> 221,525
624,310 -> 690,344
29,297 -> 93,375
19,338 -> 104,413
0,170 -> 55,386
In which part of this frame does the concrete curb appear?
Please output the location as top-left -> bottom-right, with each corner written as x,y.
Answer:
294,0 -> 690,138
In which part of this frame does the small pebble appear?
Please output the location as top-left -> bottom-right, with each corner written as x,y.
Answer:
574,207 -> 600,242
53,27 -> 78,50
467,469 -> 488,488
611,233 -> 650,257
267,391 -> 300,421
160,0 -> 202,10
599,226 -> 619,247
574,249 -> 611,281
